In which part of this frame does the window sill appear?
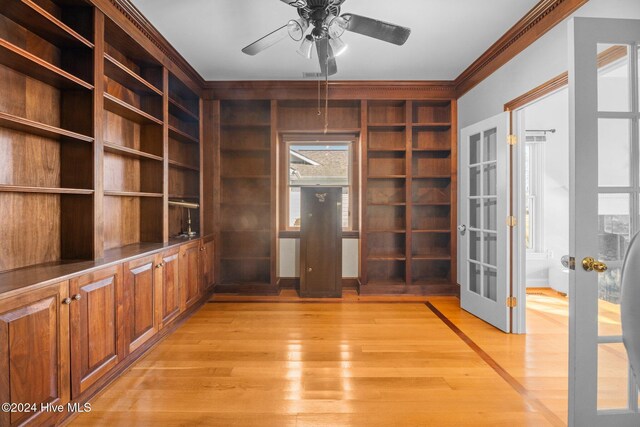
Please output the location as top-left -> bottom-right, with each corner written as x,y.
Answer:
279,230 -> 360,239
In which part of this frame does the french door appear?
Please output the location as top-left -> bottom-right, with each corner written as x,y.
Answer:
569,17 -> 640,426
459,113 -> 510,332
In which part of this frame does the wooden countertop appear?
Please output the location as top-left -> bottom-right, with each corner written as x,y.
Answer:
0,236 -> 204,299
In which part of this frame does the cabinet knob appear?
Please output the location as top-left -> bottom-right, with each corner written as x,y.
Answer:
62,297 -> 72,305
72,294 -> 82,301
200,247 -> 205,252
307,267 -> 313,272
156,263 -> 163,269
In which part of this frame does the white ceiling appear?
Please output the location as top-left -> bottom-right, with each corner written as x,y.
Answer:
130,0 -> 540,81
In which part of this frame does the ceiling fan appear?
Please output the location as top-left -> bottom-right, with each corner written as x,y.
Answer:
241,0 -> 411,77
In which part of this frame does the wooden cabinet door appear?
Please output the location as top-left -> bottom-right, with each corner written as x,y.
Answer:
69,265 -> 124,397
300,187 -> 342,298
201,238 -> 215,291
180,241 -> 201,310
124,254 -> 161,355
0,282 -> 70,427
160,248 -> 181,327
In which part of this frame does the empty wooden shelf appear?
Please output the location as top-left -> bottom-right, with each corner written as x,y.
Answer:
0,37 -> 92,90
0,112 -> 93,143
2,0 -> 93,49
104,53 -> 163,97
361,100 -> 456,293
104,93 -> 163,125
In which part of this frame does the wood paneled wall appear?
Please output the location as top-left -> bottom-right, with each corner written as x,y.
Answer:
205,84 -> 457,296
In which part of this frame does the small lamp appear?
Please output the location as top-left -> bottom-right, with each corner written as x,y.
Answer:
169,199 -> 200,237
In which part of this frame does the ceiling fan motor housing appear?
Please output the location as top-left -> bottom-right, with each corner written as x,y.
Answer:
297,0 -> 343,35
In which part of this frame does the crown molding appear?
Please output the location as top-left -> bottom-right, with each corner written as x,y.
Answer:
503,45 -> 627,111
92,0 -> 205,90
204,80 -> 457,100
455,0 -> 588,98
95,0 -> 589,102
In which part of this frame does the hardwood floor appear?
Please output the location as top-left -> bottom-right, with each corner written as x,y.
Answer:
430,290 -> 629,425
72,295 -> 578,427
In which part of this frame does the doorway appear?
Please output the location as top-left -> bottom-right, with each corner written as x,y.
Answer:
513,88 -> 571,332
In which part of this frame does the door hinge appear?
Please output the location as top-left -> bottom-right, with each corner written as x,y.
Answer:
506,296 -> 517,308
507,216 -> 517,227
508,135 -> 517,146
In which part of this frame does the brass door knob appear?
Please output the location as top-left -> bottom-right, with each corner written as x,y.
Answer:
582,257 -> 608,273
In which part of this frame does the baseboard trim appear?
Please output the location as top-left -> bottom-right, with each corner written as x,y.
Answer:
277,277 -> 360,292
359,283 -> 459,296
526,279 -> 549,288
213,283 -> 281,295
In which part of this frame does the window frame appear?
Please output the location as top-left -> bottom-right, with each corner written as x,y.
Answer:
524,133 -> 546,255
278,133 -> 360,237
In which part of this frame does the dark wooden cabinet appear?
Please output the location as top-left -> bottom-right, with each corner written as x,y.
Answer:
300,187 -> 343,298
0,282 -> 70,427
69,265 -> 124,397
180,241 -> 201,310
201,238 -> 215,291
123,254 -> 161,355
160,247 -> 181,327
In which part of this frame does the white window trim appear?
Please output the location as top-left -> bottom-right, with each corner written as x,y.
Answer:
525,133 -> 546,256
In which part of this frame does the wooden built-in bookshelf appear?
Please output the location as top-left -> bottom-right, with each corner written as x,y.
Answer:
0,0 -> 95,271
218,100 -> 275,289
0,4 -> 206,275
168,72 -> 201,238
361,100 -> 456,294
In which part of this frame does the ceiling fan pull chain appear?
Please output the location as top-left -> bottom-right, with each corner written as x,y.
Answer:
317,78 -> 321,116
324,44 -> 329,134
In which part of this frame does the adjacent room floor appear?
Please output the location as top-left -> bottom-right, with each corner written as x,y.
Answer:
70,293 -> 623,426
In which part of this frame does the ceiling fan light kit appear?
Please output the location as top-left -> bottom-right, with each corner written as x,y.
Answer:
327,14 -> 348,39
328,36 -> 347,57
297,35 -> 315,59
243,0 -> 412,77
287,18 -> 309,41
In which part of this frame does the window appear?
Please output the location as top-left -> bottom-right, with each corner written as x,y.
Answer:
524,132 -> 546,253
280,135 -> 359,233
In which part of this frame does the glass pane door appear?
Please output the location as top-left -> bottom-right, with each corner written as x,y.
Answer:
460,113 -> 509,333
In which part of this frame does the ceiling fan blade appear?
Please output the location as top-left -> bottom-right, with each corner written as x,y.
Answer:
316,38 -> 338,77
242,25 -> 289,56
280,0 -> 307,7
341,13 -> 411,46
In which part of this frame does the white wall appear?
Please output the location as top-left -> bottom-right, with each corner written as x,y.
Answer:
458,0 -> 640,129
458,0 -> 640,290
279,238 -> 359,278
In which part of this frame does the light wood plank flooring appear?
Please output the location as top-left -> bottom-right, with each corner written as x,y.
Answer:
71,296 -> 580,426
430,291 -> 629,425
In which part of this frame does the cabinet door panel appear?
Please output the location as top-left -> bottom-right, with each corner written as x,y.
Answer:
202,239 -> 215,291
124,254 -> 159,354
180,242 -> 201,310
0,282 -> 70,427
161,248 -> 181,327
70,265 -> 123,397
